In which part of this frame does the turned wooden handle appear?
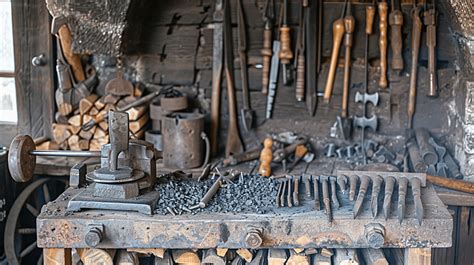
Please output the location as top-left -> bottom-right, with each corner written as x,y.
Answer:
259,138 -> 273,177
427,175 -> 474,194
425,9 -> 437,97
366,5 -> 375,34
389,10 -> 404,71
279,26 -> 293,64
261,28 -> 273,94
58,25 -> 85,82
378,2 -> 388,89
323,19 -> 345,103
296,54 -> 305,101
342,15 -> 355,118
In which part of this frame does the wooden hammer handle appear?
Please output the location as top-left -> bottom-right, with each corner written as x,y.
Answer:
295,54 -> 305,102
427,175 -> 474,194
365,5 -> 375,35
58,25 -> 85,82
323,19 -> 345,103
389,10 -> 404,71
261,28 -> 273,94
378,2 -> 388,89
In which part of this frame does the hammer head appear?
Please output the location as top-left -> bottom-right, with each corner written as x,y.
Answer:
355,91 -> 379,106
51,15 -> 67,35
353,115 -> 378,131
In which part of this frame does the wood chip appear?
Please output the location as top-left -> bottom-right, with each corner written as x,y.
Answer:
236,249 -> 253,263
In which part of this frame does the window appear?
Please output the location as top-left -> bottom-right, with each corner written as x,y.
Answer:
0,0 -> 17,123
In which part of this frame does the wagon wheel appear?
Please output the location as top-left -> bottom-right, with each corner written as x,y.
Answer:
5,178 -> 68,265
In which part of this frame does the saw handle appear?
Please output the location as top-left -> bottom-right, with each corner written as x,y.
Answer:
57,25 -> 85,82
378,2 -> 388,89
389,10 -> 404,71
323,19 -> 345,103
261,26 -> 273,94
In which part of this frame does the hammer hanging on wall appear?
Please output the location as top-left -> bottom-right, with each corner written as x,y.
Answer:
323,0 -> 347,103
223,0 -> 244,156
389,0 -> 404,72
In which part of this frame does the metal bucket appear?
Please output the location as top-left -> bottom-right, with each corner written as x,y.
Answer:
162,112 -> 209,169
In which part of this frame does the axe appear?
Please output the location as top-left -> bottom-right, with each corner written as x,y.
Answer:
353,115 -> 378,131
355,91 -> 379,106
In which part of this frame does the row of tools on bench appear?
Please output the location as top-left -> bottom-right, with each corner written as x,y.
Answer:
275,170 -> 426,225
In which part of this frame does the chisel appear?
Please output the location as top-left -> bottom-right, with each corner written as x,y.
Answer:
382,176 -> 395,220
397,177 -> 408,224
353,175 -> 370,218
370,175 -> 383,219
411,178 -> 423,225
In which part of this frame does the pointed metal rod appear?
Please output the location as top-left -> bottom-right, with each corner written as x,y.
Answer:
353,175 -> 370,218
293,176 -> 300,206
370,175 -> 383,219
321,176 -> 332,222
287,176 -> 293,208
397,177 -> 408,224
313,175 -> 320,210
330,177 -> 340,209
411,178 -> 423,225
383,176 -> 396,220
349,175 -> 359,201
337,175 -> 348,194
280,179 -> 287,207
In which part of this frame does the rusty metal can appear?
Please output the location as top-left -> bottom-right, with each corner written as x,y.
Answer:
162,112 -> 207,169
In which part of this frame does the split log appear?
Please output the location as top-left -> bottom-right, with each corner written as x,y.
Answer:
55,112 -> 69,124
94,96 -> 106,110
58,141 -> 68,150
52,123 -> 72,144
79,94 -> 99,115
305,249 -> 318,255
77,248 -> 115,265
83,114 -> 93,125
131,126 -> 146,140
334,249 -> 359,265
79,127 -> 96,140
104,104 -> 116,112
68,135 -> 81,151
216,248 -> 228,257
36,140 -> 59,151
93,128 -> 107,139
78,139 -> 90,150
129,113 -> 149,133
294,248 -> 305,254
116,95 -> 136,109
98,121 -> 109,131
58,102 -> 73,116
89,106 -> 99,116
320,249 -> 334,258
202,249 -> 225,265
236,249 -> 253,263
268,249 -> 288,265
69,125 -> 81,135
361,249 -> 388,265
171,250 -> 200,265
90,139 -> 101,151
287,251 -> 309,265
312,254 -> 332,265
68,115 -> 82,127
126,105 -> 148,121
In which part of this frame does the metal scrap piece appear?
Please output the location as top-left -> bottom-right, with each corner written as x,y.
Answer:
293,176 -> 300,206
312,175 -> 320,210
287,177 -> 293,208
280,179 -> 288,207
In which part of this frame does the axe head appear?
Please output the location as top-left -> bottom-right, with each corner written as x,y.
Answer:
353,115 -> 378,131
51,15 -> 67,35
355,91 -> 379,106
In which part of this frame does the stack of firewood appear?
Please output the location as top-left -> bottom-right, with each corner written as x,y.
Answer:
41,90 -> 149,151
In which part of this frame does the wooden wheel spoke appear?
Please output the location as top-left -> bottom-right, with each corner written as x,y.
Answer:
19,241 -> 37,258
25,203 -> 39,217
43,184 -> 51,203
17,228 -> 36,234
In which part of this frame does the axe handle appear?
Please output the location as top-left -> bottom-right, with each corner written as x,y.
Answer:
427,174 -> 474,194
58,24 -> 85,82
378,2 -> 388,89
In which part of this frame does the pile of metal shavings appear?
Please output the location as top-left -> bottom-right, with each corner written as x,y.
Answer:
154,174 -> 279,215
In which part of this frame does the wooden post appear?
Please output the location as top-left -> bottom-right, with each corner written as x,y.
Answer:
43,248 -> 71,265
404,248 -> 432,265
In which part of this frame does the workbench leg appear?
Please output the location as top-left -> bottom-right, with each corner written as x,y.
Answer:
43,248 -> 72,265
404,248 -> 432,265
